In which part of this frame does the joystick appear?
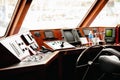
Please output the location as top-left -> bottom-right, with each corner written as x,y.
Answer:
60,41 -> 64,47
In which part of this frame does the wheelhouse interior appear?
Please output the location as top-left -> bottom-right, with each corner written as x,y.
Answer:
0,0 -> 120,80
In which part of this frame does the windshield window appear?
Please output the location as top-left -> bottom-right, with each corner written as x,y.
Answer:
0,0 -> 18,36
90,0 -> 120,27
19,0 -> 95,33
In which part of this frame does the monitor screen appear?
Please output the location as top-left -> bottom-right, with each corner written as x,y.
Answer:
62,29 -> 76,43
105,29 -> 113,37
44,30 -> 54,39
105,28 -> 115,43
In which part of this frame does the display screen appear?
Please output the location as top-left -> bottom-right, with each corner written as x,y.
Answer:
105,29 -> 113,37
44,30 -> 54,39
62,29 -> 76,43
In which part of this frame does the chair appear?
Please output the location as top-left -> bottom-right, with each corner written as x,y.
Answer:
98,48 -> 120,80
99,55 -> 120,73
75,46 -> 120,80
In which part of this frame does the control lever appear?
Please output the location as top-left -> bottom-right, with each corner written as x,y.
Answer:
60,41 -> 64,47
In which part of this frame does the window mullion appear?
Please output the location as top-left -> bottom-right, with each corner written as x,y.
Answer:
78,0 -> 109,28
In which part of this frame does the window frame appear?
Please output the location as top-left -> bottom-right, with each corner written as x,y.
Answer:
78,0 -> 109,28
6,0 -> 32,36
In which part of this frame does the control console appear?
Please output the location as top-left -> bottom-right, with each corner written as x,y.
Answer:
0,34 -> 30,67
44,40 -> 75,50
0,32 -> 45,67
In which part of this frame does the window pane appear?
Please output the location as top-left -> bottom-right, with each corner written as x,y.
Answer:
20,0 -> 95,33
0,0 -> 18,36
90,0 -> 120,27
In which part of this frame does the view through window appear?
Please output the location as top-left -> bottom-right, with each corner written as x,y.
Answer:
0,0 -> 18,36
90,0 -> 120,27
20,0 -> 95,33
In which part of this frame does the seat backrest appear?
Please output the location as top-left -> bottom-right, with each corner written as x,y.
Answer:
99,55 -> 120,73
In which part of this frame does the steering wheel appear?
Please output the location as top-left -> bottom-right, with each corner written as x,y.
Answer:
75,45 -> 104,80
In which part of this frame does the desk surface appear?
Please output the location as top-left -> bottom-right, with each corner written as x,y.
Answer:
0,45 -> 119,71
0,51 -> 59,71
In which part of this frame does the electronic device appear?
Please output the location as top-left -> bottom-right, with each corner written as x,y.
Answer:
61,29 -> 80,46
105,28 -> 115,43
93,28 -> 98,33
21,32 -> 39,54
44,30 -> 56,40
0,34 -> 30,67
43,40 -> 75,51
77,29 -> 82,37
82,28 -> 90,37
21,32 -> 53,54
21,32 -> 37,45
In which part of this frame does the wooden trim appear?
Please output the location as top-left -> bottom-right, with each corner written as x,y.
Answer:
78,0 -> 109,28
7,0 -> 32,36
